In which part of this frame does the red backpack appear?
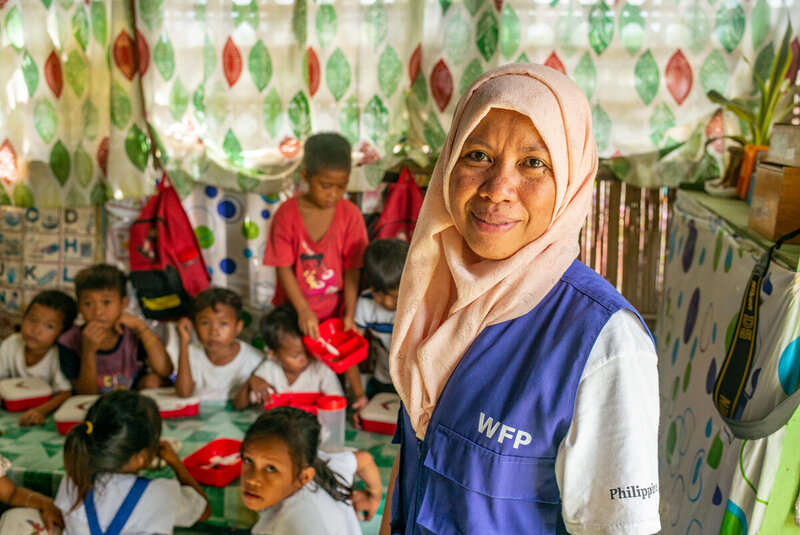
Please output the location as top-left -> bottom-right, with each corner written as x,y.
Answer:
372,167 -> 424,242
128,173 -> 209,319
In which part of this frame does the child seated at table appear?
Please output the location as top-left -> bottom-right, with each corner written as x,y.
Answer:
0,290 -> 76,426
175,288 -> 264,401
55,390 -> 210,534
240,407 -> 382,534
351,239 -> 409,412
59,264 -> 173,394
0,453 -> 63,531
233,305 -> 343,410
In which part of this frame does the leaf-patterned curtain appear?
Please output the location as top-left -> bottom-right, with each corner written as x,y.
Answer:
0,0 -> 796,206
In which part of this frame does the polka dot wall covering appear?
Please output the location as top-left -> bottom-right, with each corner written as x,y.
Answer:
655,192 -> 800,535
182,183 -> 291,344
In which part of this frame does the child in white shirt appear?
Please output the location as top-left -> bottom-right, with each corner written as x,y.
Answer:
175,288 -> 264,401
0,290 -> 76,426
350,239 -> 408,422
55,390 -> 210,534
234,305 -> 343,410
240,407 -> 382,534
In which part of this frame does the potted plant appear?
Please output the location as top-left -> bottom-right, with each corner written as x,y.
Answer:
707,23 -> 797,200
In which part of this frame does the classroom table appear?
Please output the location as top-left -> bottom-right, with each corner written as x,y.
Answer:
0,400 -> 398,534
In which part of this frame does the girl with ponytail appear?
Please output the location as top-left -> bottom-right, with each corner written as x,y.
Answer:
241,407 -> 382,534
55,390 -> 211,534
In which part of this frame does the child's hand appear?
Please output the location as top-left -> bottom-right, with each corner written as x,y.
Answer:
40,497 -> 64,532
342,316 -> 356,333
158,439 -> 182,467
246,376 -> 276,405
81,321 -> 108,353
351,489 -> 381,521
297,308 -> 320,339
115,313 -> 146,335
19,407 -> 46,426
176,318 -> 193,345
351,395 -> 368,428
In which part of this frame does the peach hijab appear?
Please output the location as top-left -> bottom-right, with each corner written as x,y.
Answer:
389,64 -> 598,439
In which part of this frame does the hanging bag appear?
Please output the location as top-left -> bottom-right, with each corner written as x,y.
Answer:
713,226 -> 800,439
372,167 -> 424,242
128,173 -> 210,319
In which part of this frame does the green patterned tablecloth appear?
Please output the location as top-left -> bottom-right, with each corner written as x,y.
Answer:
0,401 -> 398,532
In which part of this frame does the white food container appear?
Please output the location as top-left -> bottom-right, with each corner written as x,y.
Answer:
0,377 -> 53,412
360,393 -> 401,435
140,387 -> 200,419
0,507 -> 62,535
54,395 -> 98,435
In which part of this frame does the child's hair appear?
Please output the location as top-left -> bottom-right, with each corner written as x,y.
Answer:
243,407 -> 352,503
25,290 -> 78,333
302,133 -> 351,177
63,390 -> 161,510
259,305 -> 302,352
191,287 -> 243,320
363,239 -> 410,294
75,264 -> 127,299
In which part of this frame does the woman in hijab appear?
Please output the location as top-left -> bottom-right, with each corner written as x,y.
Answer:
381,64 -> 661,534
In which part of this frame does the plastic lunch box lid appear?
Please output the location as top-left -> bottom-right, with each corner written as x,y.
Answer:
54,395 -> 99,421
0,377 -> 53,400
317,395 -> 347,410
140,387 -> 199,410
360,393 -> 401,421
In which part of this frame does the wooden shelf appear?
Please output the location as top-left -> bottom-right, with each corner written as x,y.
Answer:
681,190 -> 800,271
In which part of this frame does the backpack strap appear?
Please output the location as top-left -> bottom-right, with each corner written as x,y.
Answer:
713,226 -> 800,439
84,477 -> 150,535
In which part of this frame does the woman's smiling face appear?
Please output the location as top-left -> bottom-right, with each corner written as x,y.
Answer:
448,108 -> 556,260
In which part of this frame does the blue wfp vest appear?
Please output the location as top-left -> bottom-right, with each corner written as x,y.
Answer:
391,261 -> 646,535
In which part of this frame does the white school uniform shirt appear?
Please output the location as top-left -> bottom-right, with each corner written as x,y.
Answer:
186,341 -> 264,401
55,473 -> 207,535
353,292 -> 395,385
556,309 -> 661,535
252,358 -> 344,396
252,451 -> 360,535
0,333 -> 71,392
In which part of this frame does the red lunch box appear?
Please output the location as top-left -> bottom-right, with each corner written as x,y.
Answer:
302,319 -> 368,374
183,438 -> 243,487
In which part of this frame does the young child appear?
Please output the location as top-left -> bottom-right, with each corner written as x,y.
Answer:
351,238 -> 408,409
175,288 -> 264,401
0,453 -> 63,531
0,290 -> 76,426
233,305 -> 343,410
58,265 -> 173,394
240,407 -> 382,534
55,390 -> 210,534
263,133 -> 368,340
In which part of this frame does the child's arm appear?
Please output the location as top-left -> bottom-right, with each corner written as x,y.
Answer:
74,322 -> 106,394
0,476 -> 64,532
342,268 -> 360,332
117,313 -> 173,378
158,440 -> 212,523
351,450 -> 382,521
344,366 -> 367,412
232,375 -> 275,410
174,319 -> 195,398
276,265 -> 319,339
379,452 -> 400,535
18,391 -> 70,427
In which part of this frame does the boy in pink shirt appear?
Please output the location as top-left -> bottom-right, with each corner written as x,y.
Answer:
263,133 -> 368,338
